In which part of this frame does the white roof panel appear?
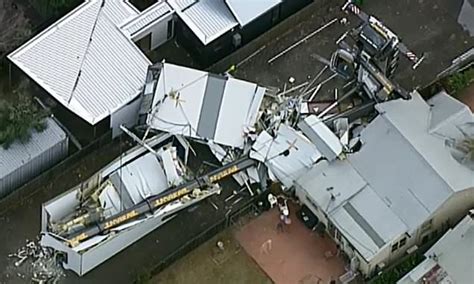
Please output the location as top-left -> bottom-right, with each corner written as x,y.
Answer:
225,0 -> 281,26
348,115 -> 452,231
120,153 -> 168,204
8,0 -> 150,124
296,159 -> 366,213
168,0 -> 238,44
214,78 -> 265,147
331,206 -> 380,260
149,64 -> 207,138
148,63 -> 264,148
121,1 -> 173,39
348,186 -> 408,245
251,124 -> 322,188
375,93 -> 474,192
298,115 -> 343,161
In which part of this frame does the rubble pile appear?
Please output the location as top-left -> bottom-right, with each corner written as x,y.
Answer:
8,239 -> 65,283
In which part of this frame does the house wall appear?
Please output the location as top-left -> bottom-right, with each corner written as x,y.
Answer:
131,13 -> 174,50
418,188 -> 474,244
110,95 -> 142,138
295,185 -> 474,278
175,0 -> 313,68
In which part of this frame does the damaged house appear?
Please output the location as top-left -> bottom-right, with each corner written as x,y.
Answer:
295,91 -> 474,277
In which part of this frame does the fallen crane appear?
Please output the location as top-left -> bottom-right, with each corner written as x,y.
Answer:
40,134 -> 255,276
64,156 -> 256,247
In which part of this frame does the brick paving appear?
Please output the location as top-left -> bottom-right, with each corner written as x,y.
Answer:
235,202 -> 346,284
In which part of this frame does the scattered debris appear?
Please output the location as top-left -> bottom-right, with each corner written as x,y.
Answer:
267,18 -> 339,64
8,239 -> 65,283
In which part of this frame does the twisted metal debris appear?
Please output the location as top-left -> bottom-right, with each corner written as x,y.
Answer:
8,238 -> 65,283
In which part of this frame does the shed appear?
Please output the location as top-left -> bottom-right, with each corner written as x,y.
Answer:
0,118 -> 69,198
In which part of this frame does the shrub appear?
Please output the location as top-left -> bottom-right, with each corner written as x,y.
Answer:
0,87 -> 49,149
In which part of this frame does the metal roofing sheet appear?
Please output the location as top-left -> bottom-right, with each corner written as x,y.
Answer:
298,115 -> 343,161
171,0 -> 196,10
0,118 -> 67,178
8,0 -> 150,124
148,63 -> 264,148
121,1 -> 173,38
148,64 -> 208,138
214,78 -> 265,147
375,93 -> 474,192
251,124 -> 322,188
225,0 -> 281,26
196,74 -> 227,139
168,0 -> 238,44
348,114 -> 452,231
118,153 -> 168,204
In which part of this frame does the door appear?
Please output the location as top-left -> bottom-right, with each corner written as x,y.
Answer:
137,33 -> 151,52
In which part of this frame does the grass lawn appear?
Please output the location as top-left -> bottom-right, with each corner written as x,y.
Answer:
151,229 -> 272,284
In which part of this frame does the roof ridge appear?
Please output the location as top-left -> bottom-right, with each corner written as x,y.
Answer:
379,111 -> 454,210
67,0 -> 106,105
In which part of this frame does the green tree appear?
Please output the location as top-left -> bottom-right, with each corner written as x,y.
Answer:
0,86 -> 49,149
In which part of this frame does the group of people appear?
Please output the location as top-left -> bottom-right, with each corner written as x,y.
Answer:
268,193 -> 292,233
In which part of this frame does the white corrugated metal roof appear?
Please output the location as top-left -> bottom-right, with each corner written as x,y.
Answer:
147,63 -> 265,148
168,0 -> 238,45
0,118 -> 67,179
298,115 -> 343,161
8,0 -> 150,125
225,0 -> 281,26
121,1 -> 173,38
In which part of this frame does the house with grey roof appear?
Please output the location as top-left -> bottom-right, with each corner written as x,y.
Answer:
295,91 -> 474,278
397,210 -> 474,284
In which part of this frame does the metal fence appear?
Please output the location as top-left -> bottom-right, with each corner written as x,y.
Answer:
0,131 -> 112,214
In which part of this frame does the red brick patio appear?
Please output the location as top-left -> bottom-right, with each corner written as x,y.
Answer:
235,202 -> 346,284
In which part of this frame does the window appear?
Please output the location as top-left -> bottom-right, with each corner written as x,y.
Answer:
391,243 -> 398,252
399,237 -> 407,247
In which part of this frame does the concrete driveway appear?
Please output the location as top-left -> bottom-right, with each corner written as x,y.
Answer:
226,0 -> 474,97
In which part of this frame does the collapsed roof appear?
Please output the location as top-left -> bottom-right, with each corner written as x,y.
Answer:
145,63 -> 266,148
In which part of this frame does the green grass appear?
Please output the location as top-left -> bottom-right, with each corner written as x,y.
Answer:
148,230 -> 271,284
442,67 -> 474,96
